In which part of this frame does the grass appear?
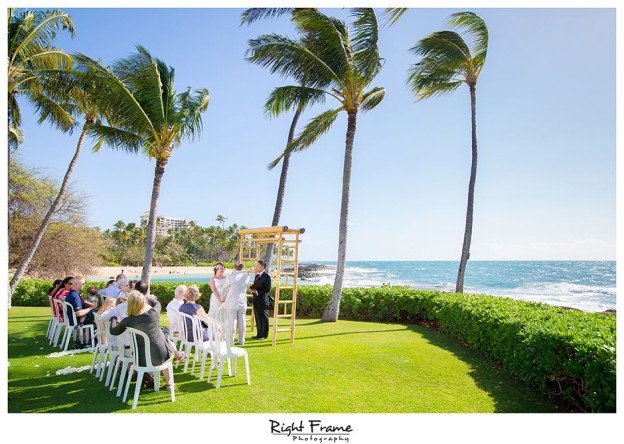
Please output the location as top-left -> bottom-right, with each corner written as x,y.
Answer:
7,307 -> 567,413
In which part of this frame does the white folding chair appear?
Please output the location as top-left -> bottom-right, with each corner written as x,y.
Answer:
90,313 -> 109,377
50,298 -> 66,347
122,327 -> 175,410
46,296 -> 58,342
206,317 -> 250,388
178,312 -> 213,378
59,301 -> 95,352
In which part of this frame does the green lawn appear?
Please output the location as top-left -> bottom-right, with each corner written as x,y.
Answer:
7,307 -> 566,413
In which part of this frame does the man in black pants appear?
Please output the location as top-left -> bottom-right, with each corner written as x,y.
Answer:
250,260 -> 271,340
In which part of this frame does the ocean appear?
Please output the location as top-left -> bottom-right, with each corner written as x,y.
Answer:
144,260 -> 615,313
302,260 -> 616,313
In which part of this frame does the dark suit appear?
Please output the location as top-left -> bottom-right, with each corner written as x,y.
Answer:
250,271 -> 271,338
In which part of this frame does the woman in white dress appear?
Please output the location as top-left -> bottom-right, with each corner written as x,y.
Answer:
208,262 -> 227,317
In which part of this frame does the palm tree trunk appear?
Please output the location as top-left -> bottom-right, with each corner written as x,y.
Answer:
323,110 -> 357,322
141,158 -> 167,287
456,84 -> 478,293
264,107 -> 302,269
9,120 -> 92,300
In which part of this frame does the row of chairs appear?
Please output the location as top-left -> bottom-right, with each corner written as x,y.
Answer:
45,298 -> 251,409
176,312 -> 251,389
47,296 -> 95,351
89,313 -> 175,409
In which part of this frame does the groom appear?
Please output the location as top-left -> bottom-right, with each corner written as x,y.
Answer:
250,260 -> 271,340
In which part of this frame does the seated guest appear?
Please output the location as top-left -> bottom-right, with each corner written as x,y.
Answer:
96,297 -> 118,346
179,285 -> 210,342
166,284 -> 187,338
97,273 -> 127,299
116,279 -> 131,299
64,276 -> 96,348
53,276 -> 73,322
48,279 -> 63,297
79,286 -> 100,324
109,290 -> 187,390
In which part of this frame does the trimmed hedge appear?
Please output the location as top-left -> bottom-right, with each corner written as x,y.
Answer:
13,279 -> 615,412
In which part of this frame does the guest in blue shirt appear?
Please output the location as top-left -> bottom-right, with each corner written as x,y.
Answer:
65,276 -> 96,326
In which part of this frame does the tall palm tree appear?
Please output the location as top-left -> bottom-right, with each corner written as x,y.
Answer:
7,8 -> 75,150
74,46 -> 210,286
241,8 -> 317,269
216,214 -> 228,230
247,8 -> 385,321
407,12 -> 488,293
8,55 -> 117,298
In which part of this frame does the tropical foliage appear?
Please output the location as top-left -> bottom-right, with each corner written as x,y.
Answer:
7,8 -> 75,150
101,218 -> 244,266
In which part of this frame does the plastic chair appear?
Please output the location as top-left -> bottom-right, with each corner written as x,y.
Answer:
46,296 -> 59,342
178,312 -> 215,379
90,313 -> 109,377
50,298 -> 66,347
167,312 -> 183,365
206,317 -> 250,388
122,327 -> 175,409
59,301 -> 95,351
109,337 -> 133,397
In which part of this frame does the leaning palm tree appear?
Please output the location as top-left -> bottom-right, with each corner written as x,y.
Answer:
74,46 -> 210,285
241,8 -> 318,269
247,8 -> 385,321
7,8 -> 75,150
407,12 -> 488,293
8,70 -> 105,297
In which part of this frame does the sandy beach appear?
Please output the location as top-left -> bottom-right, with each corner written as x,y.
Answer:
86,266 -> 223,281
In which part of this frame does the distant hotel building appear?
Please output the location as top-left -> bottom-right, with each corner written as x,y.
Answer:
140,212 -> 190,236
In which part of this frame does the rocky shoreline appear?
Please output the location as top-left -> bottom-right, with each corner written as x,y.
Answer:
284,263 -> 333,280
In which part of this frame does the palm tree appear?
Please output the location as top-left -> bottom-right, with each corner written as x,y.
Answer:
247,8 -> 385,321
74,46 -> 210,286
407,12 -> 488,293
242,8 -> 319,269
8,61 -> 109,297
7,8 -> 75,150
216,214 -> 228,230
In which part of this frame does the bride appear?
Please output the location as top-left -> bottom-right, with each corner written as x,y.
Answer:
208,262 -> 227,317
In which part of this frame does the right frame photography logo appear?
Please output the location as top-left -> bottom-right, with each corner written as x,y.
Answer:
269,419 -> 353,442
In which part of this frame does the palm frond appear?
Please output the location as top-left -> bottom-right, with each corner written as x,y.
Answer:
264,85 -> 327,117
176,88 -> 210,142
360,87 -> 385,111
8,125 -> 24,151
9,9 -> 74,67
411,31 -> 471,64
351,8 -> 382,82
29,90 -> 77,133
246,34 -> 338,89
448,12 -> 488,73
382,8 -> 408,27
73,52 -> 155,139
240,8 -> 293,25
288,107 -> 343,154
292,10 -> 351,79
88,123 -> 144,154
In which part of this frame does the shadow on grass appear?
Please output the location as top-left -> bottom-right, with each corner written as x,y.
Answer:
9,369 -> 184,413
280,319 -> 566,413
401,323 -> 568,413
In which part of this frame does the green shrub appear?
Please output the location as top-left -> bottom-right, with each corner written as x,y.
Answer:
12,279 -> 615,411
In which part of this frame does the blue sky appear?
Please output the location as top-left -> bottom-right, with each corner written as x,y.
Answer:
10,6 -> 616,261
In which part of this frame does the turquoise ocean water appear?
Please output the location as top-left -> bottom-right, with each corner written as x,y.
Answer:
120,261 -> 615,312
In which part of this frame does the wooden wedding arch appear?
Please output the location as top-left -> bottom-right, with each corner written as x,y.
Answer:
237,226 -> 304,346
